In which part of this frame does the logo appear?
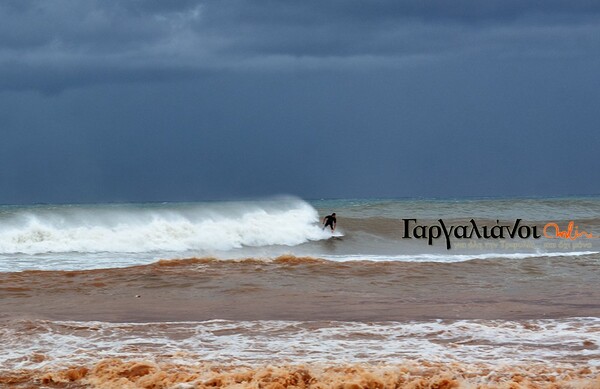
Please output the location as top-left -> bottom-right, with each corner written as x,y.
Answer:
403,219 -> 596,250
543,221 -> 597,240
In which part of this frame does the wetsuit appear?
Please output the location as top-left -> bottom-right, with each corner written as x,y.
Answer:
323,214 -> 336,231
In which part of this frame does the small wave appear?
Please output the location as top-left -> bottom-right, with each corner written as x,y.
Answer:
2,250 -> 597,273
0,198 -> 331,256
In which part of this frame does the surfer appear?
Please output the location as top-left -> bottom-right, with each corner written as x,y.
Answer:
322,213 -> 337,232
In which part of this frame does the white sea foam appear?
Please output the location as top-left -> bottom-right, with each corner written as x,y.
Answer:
1,318 -> 599,371
319,251 -> 599,263
0,198 -> 330,256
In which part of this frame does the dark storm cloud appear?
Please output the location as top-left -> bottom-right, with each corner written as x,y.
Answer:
1,0 -> 599,92
199,0 -> 600,59
1,1 -> 599,203
0,0 -> 205,92
139,0 -> 600,26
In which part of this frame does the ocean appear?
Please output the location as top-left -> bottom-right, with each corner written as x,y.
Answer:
1,196 -> 599,387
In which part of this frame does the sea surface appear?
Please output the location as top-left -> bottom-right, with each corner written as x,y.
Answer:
1,196 -> 599,388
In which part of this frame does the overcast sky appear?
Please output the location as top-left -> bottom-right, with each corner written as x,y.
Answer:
1,0 -> 599,204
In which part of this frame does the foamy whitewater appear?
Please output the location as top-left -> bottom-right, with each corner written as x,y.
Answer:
1,196 -> 600,387
0,197 -> 338,271
3,318 -> 600,370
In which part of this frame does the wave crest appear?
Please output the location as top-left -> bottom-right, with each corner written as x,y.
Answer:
0,198 -> 330,255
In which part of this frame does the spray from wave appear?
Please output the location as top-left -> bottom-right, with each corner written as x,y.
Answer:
0,197 -> 331,256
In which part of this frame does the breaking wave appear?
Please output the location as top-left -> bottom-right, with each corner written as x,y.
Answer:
0,198 -> 330,255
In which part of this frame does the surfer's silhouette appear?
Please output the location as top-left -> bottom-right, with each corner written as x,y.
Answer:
322,213 -> 336,232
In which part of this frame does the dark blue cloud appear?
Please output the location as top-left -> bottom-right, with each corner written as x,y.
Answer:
1,0 -> 599,92
0,1 -> 599,203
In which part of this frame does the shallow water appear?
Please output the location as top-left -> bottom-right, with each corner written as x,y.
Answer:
2,197 -> 599,387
